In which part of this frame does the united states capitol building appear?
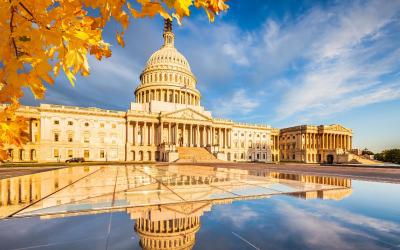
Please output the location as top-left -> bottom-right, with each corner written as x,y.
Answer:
4,20 -> 355,164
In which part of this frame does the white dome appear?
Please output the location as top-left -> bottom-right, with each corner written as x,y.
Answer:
145,46 -> 191,72
134,19 -> 201,106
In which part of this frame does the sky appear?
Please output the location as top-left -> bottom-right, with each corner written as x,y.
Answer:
21,0 -> 400,152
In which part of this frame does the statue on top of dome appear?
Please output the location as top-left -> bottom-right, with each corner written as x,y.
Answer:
163,18 -> 174,47
164,18 -> 173,33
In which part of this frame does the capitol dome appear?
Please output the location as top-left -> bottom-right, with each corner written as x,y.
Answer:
135,19 -> 201,106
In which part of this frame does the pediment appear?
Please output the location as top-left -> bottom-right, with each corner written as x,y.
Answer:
326,124 -> 352,133
162,108 -> 211,121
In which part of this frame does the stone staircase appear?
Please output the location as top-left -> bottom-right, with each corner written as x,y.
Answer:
347,153 -> 382,165
176,147 -> 219,163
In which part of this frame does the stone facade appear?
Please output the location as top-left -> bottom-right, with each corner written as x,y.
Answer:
279,125 -> 353,163
1,20 -> 353,164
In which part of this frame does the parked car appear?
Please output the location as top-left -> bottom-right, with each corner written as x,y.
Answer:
65,157 -> 85,163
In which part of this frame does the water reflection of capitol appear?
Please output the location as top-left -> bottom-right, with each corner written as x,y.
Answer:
0,165 -> 352,249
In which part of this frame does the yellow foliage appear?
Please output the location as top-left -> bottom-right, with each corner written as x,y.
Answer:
0,0 -> 229,161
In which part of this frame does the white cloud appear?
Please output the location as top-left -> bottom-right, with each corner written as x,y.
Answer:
215,204 -> 260,228
222,43 -> 250,66
212,89 -> 260,117
270,0 -> 400,120
276,201 -> 399,249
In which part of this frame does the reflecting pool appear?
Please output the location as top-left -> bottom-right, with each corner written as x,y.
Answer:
0,165 -> 399,250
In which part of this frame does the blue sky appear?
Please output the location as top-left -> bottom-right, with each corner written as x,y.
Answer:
22,0 -> 400,152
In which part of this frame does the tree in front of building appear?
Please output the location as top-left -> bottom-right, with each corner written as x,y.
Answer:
0,0 -> 229,161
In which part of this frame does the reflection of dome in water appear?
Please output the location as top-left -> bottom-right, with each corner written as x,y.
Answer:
134,19 -> 201,106
135,216 -> 200,250
131,202 -> 210,250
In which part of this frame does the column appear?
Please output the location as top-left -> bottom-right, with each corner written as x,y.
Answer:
175,123 -> 178,145
133,121 -> 138,145
328,134 -> 330,149
209,126 -> 212,146
314,134 -> 317,149
143,122 -> 148,145
227,129 -> 230,148
183,123 -> 186,146
334,134 -> 337,149
160,121 -> 164,144
321,134 -> 324,149
224,128 -> 228,149
151,123 -> 155,145
189,124 -> 193,147
168,122 -> 171,144
217,128 -> 221,146
196,125 -> 200,147
211,127 -> 214,145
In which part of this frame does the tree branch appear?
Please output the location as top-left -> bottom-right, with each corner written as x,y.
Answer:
18,2 -> 50,30
9,5 -> 19,58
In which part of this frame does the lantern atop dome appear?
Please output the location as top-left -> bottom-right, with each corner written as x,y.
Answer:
163,18 -> 174,47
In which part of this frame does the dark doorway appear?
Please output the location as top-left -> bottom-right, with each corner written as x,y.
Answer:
327,154 -> 334,164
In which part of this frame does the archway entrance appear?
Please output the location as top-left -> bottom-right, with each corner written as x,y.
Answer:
327,154 -> 334,164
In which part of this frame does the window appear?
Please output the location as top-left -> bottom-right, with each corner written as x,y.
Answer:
54,149 -> 59,158
54,120 -> 59,125
67,149 -> 73,158
100,150 -> 105,158
68,121 -> 73,126
100,123 -> 105,128
292,154 -> 295,160
84,135 -> 90,143
112,124 -> 116,129
54,133 -> 59,142
85,122 -> 89,127
84,150 -> 90,159
100,136 -> 105,144
19,149 -> 24,160
67,133 -> 73,142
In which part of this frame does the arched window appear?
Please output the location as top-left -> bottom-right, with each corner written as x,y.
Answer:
164,74 -> 167,81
